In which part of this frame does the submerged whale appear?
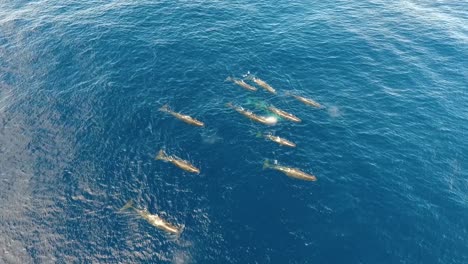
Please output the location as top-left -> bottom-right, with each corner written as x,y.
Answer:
159,104 -> 204,127
290,94 -> 322,108
226,77 -> 257,91
226,102 -> 277,125
156,149 -> 200,174
259,132 -> 296,148
246,75 -> 276,94
120,200 -> 182,235
263,160 -> 316,181
268,105 -> 301,123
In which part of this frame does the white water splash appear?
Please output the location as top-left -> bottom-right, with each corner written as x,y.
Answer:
264,116 -> 278,125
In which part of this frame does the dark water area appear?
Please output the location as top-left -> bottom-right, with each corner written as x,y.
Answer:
1,1 -> 467,263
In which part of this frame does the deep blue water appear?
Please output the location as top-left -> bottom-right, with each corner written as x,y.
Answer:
1,0 -> 467,263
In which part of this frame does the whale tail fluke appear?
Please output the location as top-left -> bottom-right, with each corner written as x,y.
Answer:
225,76 -> 234,82
155,149 -> 168,161
159,104 -> 170,113
256,131 -> 263,138
176,224 -> 186,237
120,200 -> 134,212
263,159 -> 272,170
244,73 -> 254,80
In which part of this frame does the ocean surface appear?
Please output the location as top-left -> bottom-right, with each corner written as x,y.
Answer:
1,0 -> 467,263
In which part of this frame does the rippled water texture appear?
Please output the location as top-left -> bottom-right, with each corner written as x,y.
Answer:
1,1 -> 467,263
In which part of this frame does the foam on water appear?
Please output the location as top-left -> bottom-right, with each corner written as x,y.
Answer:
264,116 -> 278,125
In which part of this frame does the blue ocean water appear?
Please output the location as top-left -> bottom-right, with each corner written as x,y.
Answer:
1,0 -> 467,263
